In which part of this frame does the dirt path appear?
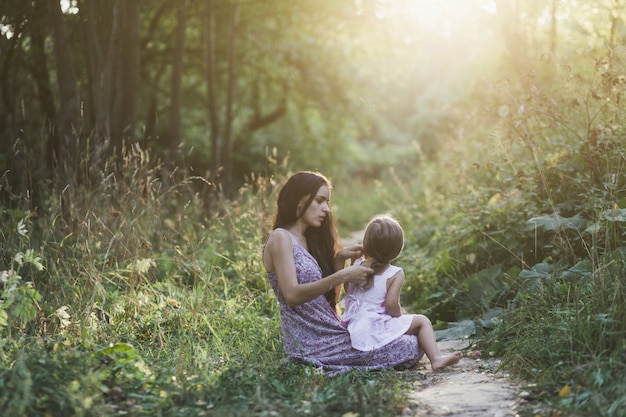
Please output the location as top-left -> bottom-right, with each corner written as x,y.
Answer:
400,321 -> 523,417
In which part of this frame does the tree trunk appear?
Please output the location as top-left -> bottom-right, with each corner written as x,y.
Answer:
205,0 -> 221,182
168,0 -> 189,164
0,18 -> 26,142
109,0 -> 125,153
495,0 -> 531,82
608,0 -> 619,64
46,0 -> 82,224
83,0 -> 113,173
222,0 -> 240,195
550,0 -> 557,57
0,19 -> 25,208
29,0 -> 58,210
117,0 -> 140,143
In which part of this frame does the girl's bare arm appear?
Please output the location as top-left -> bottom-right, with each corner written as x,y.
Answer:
384,269 -> 405,317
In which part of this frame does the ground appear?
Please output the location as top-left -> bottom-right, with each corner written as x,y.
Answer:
340,233 -> 527,417
399,320 -> 523,417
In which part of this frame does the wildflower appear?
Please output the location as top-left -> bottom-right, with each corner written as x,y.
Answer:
17,219 -> 28,236
55,306 -> 72,328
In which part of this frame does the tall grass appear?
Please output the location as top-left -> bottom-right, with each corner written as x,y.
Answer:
2,56 -> 626,416
380,58 -> 626,416
0,146 -> 425,416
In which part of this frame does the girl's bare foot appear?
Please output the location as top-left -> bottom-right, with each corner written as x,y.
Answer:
431,352 -> 463,371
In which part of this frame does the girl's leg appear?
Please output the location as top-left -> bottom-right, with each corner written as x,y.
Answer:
406,314 -> 463,370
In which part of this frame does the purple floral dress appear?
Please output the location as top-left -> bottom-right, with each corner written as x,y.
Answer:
266,229 -> 423,375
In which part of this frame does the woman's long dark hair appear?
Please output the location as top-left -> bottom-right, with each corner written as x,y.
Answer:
273,171 -> 341,308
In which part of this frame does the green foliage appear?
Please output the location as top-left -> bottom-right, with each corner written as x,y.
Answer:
196,364 -> 418,417
463,57 -> 626,417
0,211 -> 44,336
2,3 -> 626,416
0,151 -> 426,416
319,43 -> 626,417
0,339 -> 159,416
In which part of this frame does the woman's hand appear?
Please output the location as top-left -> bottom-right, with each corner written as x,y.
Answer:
338,264 -> 373,287
334,245 -> 364,269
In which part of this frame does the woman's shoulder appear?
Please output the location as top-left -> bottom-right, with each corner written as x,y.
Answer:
266,228 -> 295,247
263,228 -> 296,271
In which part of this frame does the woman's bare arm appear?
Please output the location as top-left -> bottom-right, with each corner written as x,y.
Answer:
264,230 -> 371,307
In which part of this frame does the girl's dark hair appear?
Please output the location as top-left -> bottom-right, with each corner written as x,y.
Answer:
273,171 -> 341,308
361,216 -> 404,289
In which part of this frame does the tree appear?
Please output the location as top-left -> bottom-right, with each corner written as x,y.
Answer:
495,0 -> 532,81
46,0 -> 82,223
167,0 -> 189,164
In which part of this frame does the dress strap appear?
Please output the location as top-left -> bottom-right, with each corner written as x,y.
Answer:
380,265 -> 401,280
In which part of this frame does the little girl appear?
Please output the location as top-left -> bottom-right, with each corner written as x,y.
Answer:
341,215 -> 462,371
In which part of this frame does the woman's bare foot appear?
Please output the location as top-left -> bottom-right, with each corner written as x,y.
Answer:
431,352 -> 463,371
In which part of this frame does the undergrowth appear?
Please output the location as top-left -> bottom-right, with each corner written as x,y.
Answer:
394,59 -> 626,417
0,147 -> 419,416
2,57 -> 626,417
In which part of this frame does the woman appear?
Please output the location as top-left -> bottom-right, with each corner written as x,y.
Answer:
263,171 -> 428,374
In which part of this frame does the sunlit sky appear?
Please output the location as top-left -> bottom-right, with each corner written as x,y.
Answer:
362,0 -> 499,45
60,0 -> 79,14
0,1 -> 501,42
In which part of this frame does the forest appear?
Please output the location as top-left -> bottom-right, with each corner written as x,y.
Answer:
1,0 -> 625,416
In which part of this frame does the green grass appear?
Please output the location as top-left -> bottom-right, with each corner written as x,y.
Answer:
0,267 -> 421,416
0,160 -> 427,416
2,56 -> 626,417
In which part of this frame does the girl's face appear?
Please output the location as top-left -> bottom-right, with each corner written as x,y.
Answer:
299,185 -> 331,228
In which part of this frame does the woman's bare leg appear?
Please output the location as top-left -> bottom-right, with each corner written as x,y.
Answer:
407,314 -> 463,370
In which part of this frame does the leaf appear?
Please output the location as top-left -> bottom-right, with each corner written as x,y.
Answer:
592,369 -> 605,387
95,343 -> 138,363
457,264 -> 503,316
526,214 -> 586,232
558,384 -> 571,397
584,221 -> 602,235
519,263 -> 552,280
568,260 -> 593,276
602,207 -> 626,222
55,305 -> 72,328
17,219 -> 28,236
135,258 -> 156,274
24,249 -> 45,271
0,309 -> 7,327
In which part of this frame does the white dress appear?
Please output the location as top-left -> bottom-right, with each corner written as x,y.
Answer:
341,259 -> 414,352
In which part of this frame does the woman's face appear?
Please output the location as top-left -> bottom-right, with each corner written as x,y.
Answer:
299,185 -> 331,228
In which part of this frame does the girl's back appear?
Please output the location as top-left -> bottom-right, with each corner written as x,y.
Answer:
341,259 -> 413,351
345,259 -> 400,305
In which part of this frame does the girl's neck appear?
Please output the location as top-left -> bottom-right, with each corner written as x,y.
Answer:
362,258 -> 390,272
